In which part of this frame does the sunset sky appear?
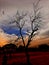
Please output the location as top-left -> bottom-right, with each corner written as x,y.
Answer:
0,0 -> 49,47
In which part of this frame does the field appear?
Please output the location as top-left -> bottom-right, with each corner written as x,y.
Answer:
0,52 -> 49,65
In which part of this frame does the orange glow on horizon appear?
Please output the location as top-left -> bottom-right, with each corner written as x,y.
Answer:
0,36 -> 9,47
0,35 -> 49,47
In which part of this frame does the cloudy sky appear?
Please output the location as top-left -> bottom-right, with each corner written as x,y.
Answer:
0,0 -> 49,47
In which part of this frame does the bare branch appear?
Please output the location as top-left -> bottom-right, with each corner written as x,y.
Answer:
26,0 -> 42,48
33,0 -> 41,8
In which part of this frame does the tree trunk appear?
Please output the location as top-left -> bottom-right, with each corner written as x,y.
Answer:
25,48 -> 32,65
2,53 -> 7,65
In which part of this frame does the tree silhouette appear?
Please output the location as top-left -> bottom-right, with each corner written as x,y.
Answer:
26,0 -> 42,47
2,44 -> 17,65
9,0 -> 42,65
2,43 -> 17,52
2,54 -> 7,65
38,44 -> 49,51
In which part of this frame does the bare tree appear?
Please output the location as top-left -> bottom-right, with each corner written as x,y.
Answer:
26,0 -> 42,48
12,10 -> 27,47
10,10 -> 32,65
9,0 -> 42,65
24,0 -> 42,64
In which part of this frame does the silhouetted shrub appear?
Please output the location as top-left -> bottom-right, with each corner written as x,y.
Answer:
38,44 -> 49,51
2,43 -> 17,53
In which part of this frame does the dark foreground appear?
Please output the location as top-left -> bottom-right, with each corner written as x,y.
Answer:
0,52 -> 49,65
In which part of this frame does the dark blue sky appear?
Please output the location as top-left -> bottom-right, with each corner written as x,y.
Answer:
2,26 -> 26,36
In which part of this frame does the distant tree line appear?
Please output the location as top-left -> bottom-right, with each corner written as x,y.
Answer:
0,44 -> 49,53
